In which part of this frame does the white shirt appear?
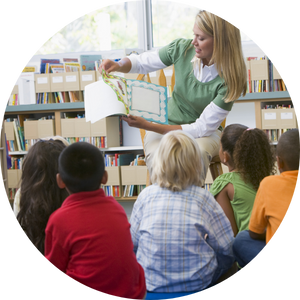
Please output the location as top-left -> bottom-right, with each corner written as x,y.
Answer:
128,51 -> 229,138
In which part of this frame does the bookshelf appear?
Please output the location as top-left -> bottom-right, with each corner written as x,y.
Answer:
0,120 -> 8,198
2,65 -> 293,210
4,103 -> 145,204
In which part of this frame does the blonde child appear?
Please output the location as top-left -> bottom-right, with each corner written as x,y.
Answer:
130,131 -> 234,293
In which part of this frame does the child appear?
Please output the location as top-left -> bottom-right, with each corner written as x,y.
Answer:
130,131 -> 235,293
16,138 -> 69,254
209,124 -> 276,236
45,142 -> 146,298
232,128 -> 299,267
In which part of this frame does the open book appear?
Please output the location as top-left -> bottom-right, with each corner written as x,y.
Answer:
84,71 -> 168,124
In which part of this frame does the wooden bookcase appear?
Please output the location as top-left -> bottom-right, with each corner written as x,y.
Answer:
3,90 -> 295,206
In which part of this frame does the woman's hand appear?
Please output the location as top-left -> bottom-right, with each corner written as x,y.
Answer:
99,59 -> 120,75
99,58 -> 132,75
121,115 -> 149,129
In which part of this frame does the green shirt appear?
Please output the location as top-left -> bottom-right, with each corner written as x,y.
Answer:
159,38 -> 234,125
209,172 -> 257,233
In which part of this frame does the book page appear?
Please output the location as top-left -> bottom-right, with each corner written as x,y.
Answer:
127,79 -> 168,124
84,79 -> 127,123
131,86 -> 160,114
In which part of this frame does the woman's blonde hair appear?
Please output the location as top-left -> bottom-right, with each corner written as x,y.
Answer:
194,10 -> 247,102
151,131 -> 204,191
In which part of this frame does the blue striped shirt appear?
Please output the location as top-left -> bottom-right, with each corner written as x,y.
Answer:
130,184 -> 234,292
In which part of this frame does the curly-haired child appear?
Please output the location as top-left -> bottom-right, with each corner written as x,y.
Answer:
209,124 -> 276,236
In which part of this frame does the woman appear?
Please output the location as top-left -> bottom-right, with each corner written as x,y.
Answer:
100,10 -> 247,182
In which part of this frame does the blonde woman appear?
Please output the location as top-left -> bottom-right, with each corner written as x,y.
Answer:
130,131 -> 234,293
100,10 -> 247,182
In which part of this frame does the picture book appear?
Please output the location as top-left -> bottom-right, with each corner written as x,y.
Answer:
80,54 -> 102,71
85,71 -> 168,125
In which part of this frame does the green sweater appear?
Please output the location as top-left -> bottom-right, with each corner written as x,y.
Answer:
209,172 -> 257,233
158,38 -> 234,125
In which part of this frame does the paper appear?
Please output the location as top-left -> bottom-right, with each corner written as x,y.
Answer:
85,72 -> 168,124
264,112 -> 276,120
281,112 -> 293,120
17,72 -> 36,105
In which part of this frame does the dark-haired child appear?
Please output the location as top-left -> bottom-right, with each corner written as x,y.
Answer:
210,124 -> 276,236
45,142 -> 146,298
16,137 -> 69,254
233,129 -> 299,267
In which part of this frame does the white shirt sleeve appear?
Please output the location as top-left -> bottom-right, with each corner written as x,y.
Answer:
128,50 -> 167,74
181,102 -> 229,138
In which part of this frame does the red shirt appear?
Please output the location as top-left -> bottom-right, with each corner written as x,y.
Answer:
45,189 -> 146,298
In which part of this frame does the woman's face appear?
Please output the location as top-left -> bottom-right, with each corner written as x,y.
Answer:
191,23 -> 214,66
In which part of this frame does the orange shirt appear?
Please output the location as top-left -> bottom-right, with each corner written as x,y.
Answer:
249,170 -> 298,243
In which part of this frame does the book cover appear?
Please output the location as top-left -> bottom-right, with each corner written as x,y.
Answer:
40,59 -> 60,74
80,55 -> 102,71
84,71 -> 168,125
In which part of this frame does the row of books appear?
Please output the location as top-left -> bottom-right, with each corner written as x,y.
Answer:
265,128 -> 290,143
263,104 -> 292,109
9,157 -> 24,170
8,188 -> 18,202
64,137 -> 107,148
21,54 -> 102,74
246,56 -> 287,93
5,118 -> 25,152
103,153 -> 146,198
123,155 -> 146,197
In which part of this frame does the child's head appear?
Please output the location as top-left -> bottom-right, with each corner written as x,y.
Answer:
221,124 -> 276,190
276,129 -> 299,172
151,130 -> 203,192
57,142 -> 106,194
17,138 -> 69,254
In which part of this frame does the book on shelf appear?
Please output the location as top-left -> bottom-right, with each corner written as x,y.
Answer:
63,58 -> 79,62
80,54 -> 102,71
7,118 -> 25,152
85,71 -> 168,125
9,157 -> 24,170
246,56 -> 287,93
264,129 -> 290,143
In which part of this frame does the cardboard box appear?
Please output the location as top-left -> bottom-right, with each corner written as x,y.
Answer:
35,74 -> 51,93
61,119 -> 76,137
250,59 -> 269,81
24,120 -> 55,140
50,73 -> 65,92
79,71 -> 96,90
7,169 -> 22,188
105,166 -> 121,186
121,166 -> 147,185
4,122 -> 15,140
74,118 -> 91,138
262,108 -> 296,129
64,72 -> 80,91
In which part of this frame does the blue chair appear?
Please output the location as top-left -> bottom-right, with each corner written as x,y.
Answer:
145,284 -> 221,300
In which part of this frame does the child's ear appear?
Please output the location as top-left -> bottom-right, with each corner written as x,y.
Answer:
223,151 -> 230,164
276,156 -> 285,173
56,173 -> 66,189
101,170 -> 108,185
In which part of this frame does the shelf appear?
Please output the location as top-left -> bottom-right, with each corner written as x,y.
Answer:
237,91 -> 290,101
5,102 -> 85,113
5,91 -> 291,114
8,146 -> 144,156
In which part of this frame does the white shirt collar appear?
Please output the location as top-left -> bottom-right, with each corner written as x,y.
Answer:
190,57 -> 218,82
